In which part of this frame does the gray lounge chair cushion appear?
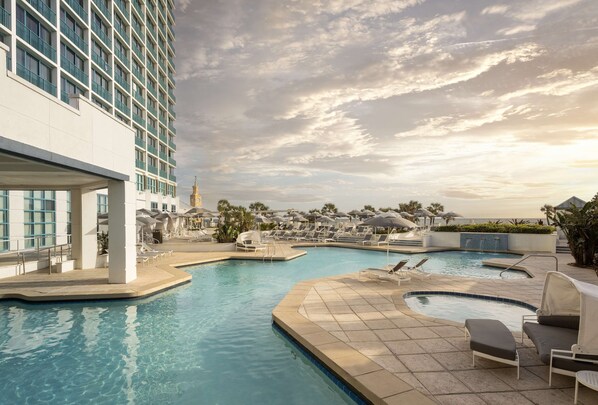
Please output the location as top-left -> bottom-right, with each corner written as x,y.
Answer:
538,315 -> 580,330
465,319 -> 517,361
523,322 -> 578,364
552,355 -> 598,373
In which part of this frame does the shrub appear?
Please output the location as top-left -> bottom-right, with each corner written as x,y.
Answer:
434,223 -> 555,234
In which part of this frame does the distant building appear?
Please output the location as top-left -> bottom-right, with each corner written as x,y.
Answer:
190,176 -> 202,208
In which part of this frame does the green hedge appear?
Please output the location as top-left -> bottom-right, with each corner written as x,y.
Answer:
434,223 -> 555,234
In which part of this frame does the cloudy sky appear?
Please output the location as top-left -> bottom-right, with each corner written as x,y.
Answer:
173,0 -> 598,217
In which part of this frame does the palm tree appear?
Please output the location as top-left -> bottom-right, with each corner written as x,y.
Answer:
217,199 -> 232,213
398,200 -> 422,216
427,202 -> 445,226
540,204 -> 555,225
249,201 -> 269,212
363,205 -> 375,212
322,203 -> 338,214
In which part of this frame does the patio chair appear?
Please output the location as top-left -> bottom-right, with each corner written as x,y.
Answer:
403,258 -> 431,279
359,260 -> 411,285
360,234 -> 374,245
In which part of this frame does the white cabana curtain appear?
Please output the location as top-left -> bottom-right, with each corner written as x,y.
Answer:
539,271 -> 598,353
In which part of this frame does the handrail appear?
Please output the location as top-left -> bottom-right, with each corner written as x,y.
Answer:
499,254 -> 559,278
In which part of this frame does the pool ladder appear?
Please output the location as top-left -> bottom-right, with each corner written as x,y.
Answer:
499,254 -> 559,278
262,240 -> 276,262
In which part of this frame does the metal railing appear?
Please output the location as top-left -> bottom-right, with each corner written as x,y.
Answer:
499,254 -> 559,278
1,235 -> 72,275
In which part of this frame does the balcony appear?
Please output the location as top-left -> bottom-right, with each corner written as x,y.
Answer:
115,74 -> 129,90
132,41 -> 144,62
0,5 -> 11,29
133,65 -> 143,82
61,55 -> 88,84
92,52 -> 111,75
135,136 -> 145,148
133,113 -> 145,127
146,23 -> 156,39
132,0 -> 143,18
27,0 -> 56,25
61,90 -> 70,104
92,82 -> 112,102
159,92 -> 166,106
146,41 -> 157,58
159,76 -> 167,90
147,81 -> 157,96
135,159 -> 145,170
148,165 -> 158,175
115,99 -> 130,115
147,123 -> 157,136
147,144 -> 157,156
169,156 -> 176,166
64,0 -> 88,22
168,138 -> 176,150
159,150 -> 168,161
17,63 -> 56,96
159,169 -> 168,179
93,0 -> 111,21
134,91 -> 144,105
168,106 -> 176,118
114,48 -> 128,65
147,104 -> 157,118
168,123 -> 176,134
159,133 -> 167,143
61,19 -> 88,53
115,23 -> 128,42
147,63 -> 156,79
169,174 -> 176,182
114,0 -> 129,18
168,89 -> 176,101
92,20 -> 112,48
17,21 -> 56,61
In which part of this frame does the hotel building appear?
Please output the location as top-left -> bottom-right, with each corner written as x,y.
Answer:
0,0 -> 178,282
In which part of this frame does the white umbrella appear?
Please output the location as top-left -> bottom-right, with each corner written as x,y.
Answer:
361,215 -> 417,229
317,215 -> 336,224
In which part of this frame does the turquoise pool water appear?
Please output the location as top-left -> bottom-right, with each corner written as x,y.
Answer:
0,248 -> 520,404
404,293 -> 536,331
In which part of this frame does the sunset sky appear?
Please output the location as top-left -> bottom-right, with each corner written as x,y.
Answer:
173,0 -> 598,217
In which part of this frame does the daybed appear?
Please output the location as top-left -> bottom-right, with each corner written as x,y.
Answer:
522,272 -> 598,385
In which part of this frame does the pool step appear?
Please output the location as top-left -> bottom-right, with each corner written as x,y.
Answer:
390,240 -> 423,247
556,243 -> 571,254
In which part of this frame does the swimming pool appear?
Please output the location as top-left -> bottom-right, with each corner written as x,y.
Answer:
0,248 -> 522,404
404,292 -> 536,331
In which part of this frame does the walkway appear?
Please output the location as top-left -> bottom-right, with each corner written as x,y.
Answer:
273,253 -> 598,404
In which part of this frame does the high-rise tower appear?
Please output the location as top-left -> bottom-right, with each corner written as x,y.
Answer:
0,0 -> 178,211
189,176 -> 202,208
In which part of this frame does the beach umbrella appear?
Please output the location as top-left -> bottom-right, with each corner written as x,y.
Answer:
382,211 -> 402,218
137,216 -> 159,226
360,209 -> 375,217
442,211 -> 462,224
348,209 -> 361,216
254,214 -> 270,223
414,208 -> 434,227
399,211 -> 414,218
293,215 -> 308,222
136,208 -> 154,217
334,211 -> 349,218
270,215 -> 287,223
361,215 -> 417,229
316,215 -> 336,224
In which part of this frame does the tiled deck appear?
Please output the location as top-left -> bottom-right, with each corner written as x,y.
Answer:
273,253 -> 598,404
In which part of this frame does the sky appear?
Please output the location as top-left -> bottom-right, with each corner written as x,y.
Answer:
172,0 -> 598,217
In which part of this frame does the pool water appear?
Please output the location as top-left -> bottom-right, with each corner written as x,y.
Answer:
0,248 -> 521,404
404,293 -> 536,331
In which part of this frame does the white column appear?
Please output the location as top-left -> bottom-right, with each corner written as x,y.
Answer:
8,191 -> 25,251
55,191 -> 69,246
108,180 -> 137,284
71,187 -> 97,269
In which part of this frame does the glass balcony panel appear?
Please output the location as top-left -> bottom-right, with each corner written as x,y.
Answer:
17,63 -> 57,96
17,21 -> 57,61
65,0 -> 88,22
61,19 -> 88,53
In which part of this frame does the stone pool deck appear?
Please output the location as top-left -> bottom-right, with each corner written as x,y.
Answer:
273,253 -> 598,404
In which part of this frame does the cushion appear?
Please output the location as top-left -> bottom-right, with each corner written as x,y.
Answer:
552,355 -> 598,373
538,315 -> 580,330
523,322 -> 578,364
465,319 -> 517,361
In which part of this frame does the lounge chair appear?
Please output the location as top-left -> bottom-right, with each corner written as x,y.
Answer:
235,231 -> 267,252
140,242 -> 172,256
360,234 -> 374,245
403,258 -> 431,279
359,260 -> 411,285
373,234 -> 390,246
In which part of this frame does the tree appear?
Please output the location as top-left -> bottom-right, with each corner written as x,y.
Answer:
321,203 -> 338,214
378,207 -> 396,213
249,201 -> 269,212
217,199 -> 232,213
309,208 -> 321,215
550,194 -> 598,268
398,200 -> 422,215
214,203 -> 255,243
363,205 -> 375,212
540,204 -> 555,225
427,202 -> 445,226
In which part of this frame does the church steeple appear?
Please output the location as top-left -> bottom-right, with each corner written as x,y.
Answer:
190,176 -> 202,207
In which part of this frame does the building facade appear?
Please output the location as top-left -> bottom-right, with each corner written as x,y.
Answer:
0,0 -> 178,212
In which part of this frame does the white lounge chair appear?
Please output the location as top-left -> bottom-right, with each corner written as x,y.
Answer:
403,258 -> 431,279
360,260 -> 411,285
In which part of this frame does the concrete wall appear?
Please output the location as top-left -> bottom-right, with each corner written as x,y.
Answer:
426,231 -> 557,253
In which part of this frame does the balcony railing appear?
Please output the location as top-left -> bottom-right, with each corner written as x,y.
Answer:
159,133 -> 167,143
159,169 -> 168,179
93,0 -> 111,21
169,156 -> 176,166
92,52 -> 111,75
147,144 -> 157,156
17,63 -> 56,96
148,165 -> 158,175
17,21 -> 56,61
159,150 -> 168,161
115,74 -> 129,90
132,65 -> 143,82
147,81 -> 157,95
115,23 -> 128,42
115,99 -> 130,115
61,90 -> 70,104
147,124 -> 157,136
168,89 -> 176,101
169,174 -> 176,182
132,0 -> 143,18
92,82 -> 112,102
114,48 -> 128,65
132,42 -> 144,62
135,136 -> 145,148
114,0 -> 129,18
64,0 -> 88,22
134,91 -> 144,105
0,6 -> 11,29
133,113 -> 145,127
92,20 -> 112,47
61,55 -> 88,84
135,159 -> 145,170
147,105 -> 157,118
168,138 -> 176,150
61,19 -> 88,53
27,0 -> 56,25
